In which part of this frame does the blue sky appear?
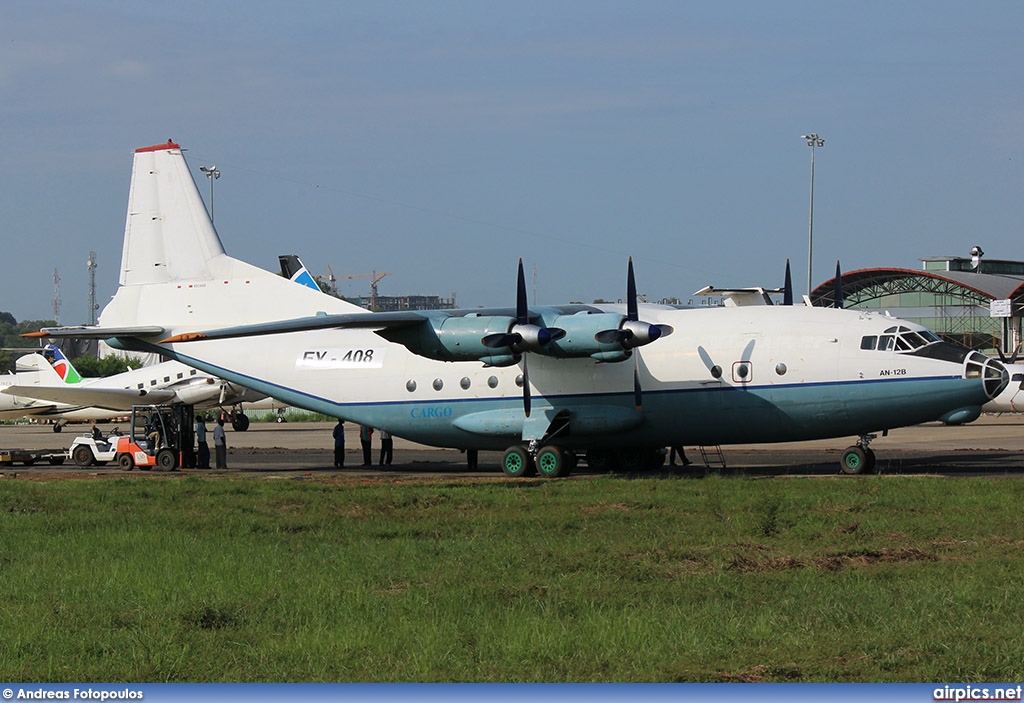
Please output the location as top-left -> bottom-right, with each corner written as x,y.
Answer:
2,1 -> 1022,323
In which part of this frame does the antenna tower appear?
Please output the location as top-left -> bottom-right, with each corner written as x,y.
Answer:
87,251 -> 98,325
52,268 -> 61,325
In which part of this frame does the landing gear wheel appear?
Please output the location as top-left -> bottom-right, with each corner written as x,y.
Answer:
536,445 -> 571,478
118,454 -> 134,471
231,413 -> 250,432
52,424 -> 63,434
586,449 -> 614,472
501,446 -> 536,478
73,445 -> 95,467
841,446 -> 871,475
156,449 -> 178,472
864,447 -> 876,474
617,447 -> 651,472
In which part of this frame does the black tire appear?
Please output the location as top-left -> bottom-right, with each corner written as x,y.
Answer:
48,457 -> 65,466
156,449 -> 178,471
118,453 -> 134,471
585,449 -> 614,472
232,414 -> 250,432
536,445 -> 571,478
53,424 -> 62,434
864,447 -> 877,474
841,446 -> 868,475
501,446 -> 536,478
73,445 -> 95,467
617,447 -> 651,472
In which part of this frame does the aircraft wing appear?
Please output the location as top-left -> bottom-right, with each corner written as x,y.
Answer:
159,311 -> 432,343
1,385 -> 177,410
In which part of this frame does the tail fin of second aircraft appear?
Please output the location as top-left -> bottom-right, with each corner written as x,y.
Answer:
43,345 -> 83,384
100,141 -> 363,333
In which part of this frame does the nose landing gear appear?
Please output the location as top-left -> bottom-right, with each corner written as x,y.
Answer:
840,434 -> 877,475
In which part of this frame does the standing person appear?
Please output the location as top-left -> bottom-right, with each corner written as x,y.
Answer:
359,425 -> 373,466
332,419 -> 345,468
213,417 -> 228,469
466,448 -> 478,470
669,445 -> 691,466
378,429 -> 393,466
195,415 -> 210,469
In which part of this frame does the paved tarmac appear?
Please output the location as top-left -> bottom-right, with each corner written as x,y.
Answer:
2,415 -> 1024,479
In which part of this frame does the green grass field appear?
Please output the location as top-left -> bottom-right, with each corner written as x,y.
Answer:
1,473 -> 1022,682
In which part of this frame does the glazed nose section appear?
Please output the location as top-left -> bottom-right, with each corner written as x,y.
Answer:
965,352 -> 1008,399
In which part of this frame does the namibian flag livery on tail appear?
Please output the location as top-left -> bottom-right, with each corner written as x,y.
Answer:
42,345 -> 83,384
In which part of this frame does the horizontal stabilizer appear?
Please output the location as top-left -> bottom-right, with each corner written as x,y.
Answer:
24,325 -> 166,340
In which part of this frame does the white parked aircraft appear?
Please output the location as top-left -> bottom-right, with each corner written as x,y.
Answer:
31,141 -> 1009,475
0,344 -> 262,431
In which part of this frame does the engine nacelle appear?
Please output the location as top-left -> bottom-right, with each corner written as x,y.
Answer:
381,315 -> 519,362
172,377 -> 219,405
537,311 -> 629,359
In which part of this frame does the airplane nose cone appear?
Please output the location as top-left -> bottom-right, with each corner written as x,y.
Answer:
970,353 -> 1008,399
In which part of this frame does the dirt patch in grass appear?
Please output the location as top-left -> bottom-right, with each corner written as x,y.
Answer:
727,547 -> 939,573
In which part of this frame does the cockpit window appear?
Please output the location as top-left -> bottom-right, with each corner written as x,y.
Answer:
862,327 -> 941,354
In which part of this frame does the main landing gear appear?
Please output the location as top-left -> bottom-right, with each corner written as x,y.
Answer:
500,443 -> 665,478
501,444 -> 579,479
840,434 -> 877,475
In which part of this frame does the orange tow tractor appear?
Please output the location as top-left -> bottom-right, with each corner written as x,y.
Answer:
115,404 -> 195,471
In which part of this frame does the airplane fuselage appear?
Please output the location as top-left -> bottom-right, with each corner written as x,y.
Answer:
128,303 -> 1000,451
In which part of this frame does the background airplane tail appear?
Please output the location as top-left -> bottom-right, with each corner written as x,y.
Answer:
43,345 -> 83,384
100,142 -> 363,332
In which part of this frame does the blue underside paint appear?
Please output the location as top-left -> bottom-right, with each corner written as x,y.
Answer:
120,339 -> 986,452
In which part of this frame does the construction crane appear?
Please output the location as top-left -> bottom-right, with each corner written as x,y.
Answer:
317,269 -> 391,310
315,265 -> 339,296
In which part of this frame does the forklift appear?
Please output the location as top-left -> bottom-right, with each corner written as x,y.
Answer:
114,404 -> 196,471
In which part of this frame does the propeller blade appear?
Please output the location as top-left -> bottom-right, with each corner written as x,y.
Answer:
522,357 -> 531,417
595,329 -> 630,345
626,257 -> 638,321
481,332 -> 520,349
633,362 -> 642,411
783,259 -> 794,306
516,258 -> 528,325
833,260 -> 843,309
998,343 -> 1021,365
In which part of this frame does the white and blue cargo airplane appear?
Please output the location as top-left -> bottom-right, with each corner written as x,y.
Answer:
30,141 -> 1009,475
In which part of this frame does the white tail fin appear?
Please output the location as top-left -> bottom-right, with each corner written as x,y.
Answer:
101,142 -> 363,333
121,141 -> 227,286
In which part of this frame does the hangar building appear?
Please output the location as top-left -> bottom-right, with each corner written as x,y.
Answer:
809,248 -> 1024,356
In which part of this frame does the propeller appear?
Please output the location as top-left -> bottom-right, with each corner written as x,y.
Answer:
833,260 -> 843,309
998,343 -> 1021,365
594,258 -> 674,410
480,259 -> 565,417
783,259 -> 794,306
594,258 -> 674,349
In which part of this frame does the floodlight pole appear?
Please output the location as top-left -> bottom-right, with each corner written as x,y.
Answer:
200,165 -> 220,222
801,133 -> 824,297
